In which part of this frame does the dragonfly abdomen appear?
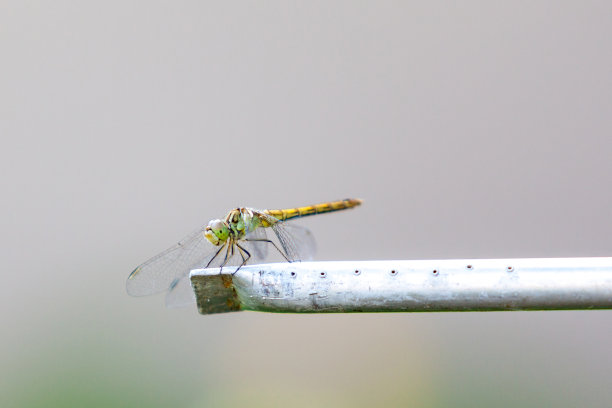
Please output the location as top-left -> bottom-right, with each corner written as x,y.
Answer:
264,198 -> 362,221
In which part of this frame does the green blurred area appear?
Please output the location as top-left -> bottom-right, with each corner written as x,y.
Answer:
5,311 -> 612,408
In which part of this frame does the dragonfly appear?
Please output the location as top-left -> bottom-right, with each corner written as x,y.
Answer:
126,198 -> 362,307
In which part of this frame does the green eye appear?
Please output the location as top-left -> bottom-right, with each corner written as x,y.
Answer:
211,220 -> 229,240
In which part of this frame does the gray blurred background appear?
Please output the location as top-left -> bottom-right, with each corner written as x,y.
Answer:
2,1 -> 612,407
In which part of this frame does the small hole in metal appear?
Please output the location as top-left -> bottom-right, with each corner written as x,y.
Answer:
467,265 -> 473,269
507,266 -> 514,272
320,272 -> 327,278
390,269 -> 397,276
290,271 -> 296,277
354,269 -> 361,275
433,269 -> 439,275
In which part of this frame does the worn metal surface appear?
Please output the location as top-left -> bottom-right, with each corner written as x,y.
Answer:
190,258 -> 612,314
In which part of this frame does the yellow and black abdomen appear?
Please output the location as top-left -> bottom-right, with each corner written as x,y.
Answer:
264,198 -> 362,221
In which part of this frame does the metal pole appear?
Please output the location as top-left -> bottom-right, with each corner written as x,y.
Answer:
189,257 -> 612,315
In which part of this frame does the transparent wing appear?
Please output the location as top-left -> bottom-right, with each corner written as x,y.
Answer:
164,238 -> 272,307
279,223 -> 316,261
254,212 -> 316,262
165,274 -> 196,308
126,225 -> 217,297
245,226 -> 268,260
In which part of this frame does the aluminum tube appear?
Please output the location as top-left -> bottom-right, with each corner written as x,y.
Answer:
189,258 -> 612,315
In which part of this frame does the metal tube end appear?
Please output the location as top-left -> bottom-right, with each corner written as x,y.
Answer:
190,270 -> 242,314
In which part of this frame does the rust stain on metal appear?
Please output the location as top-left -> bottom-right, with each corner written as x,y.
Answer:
226,295 -> 238,309
221,275 -> 233,288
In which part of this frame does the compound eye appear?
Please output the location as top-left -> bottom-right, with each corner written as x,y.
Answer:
207,219 -> 229,240
208,219 -> 225,231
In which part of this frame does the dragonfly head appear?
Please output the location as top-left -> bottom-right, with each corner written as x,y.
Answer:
204,219 -> 230,245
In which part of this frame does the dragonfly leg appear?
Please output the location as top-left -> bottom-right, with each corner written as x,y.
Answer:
219,242 -> 233,274
205,242 -> 228,268
232,243 -> 251,275
245,238 -> 291,262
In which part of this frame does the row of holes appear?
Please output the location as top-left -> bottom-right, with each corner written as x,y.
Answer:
289,266 -> 515,278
